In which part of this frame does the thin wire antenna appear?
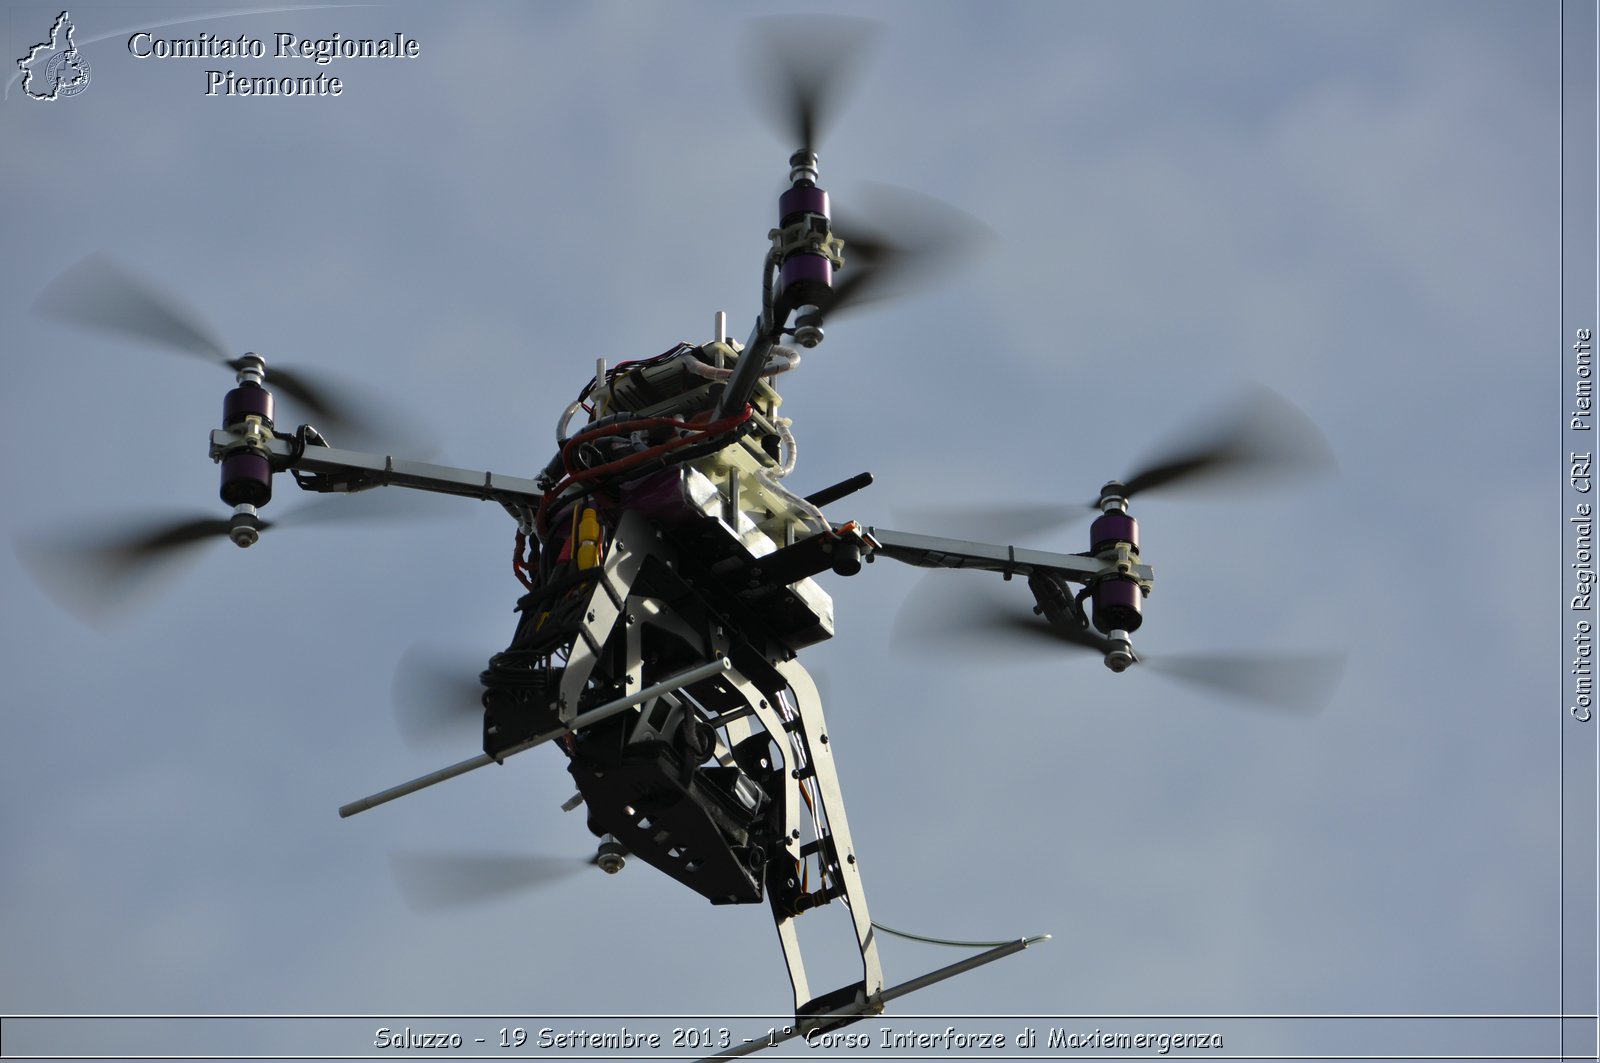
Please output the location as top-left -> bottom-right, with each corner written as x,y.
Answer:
871,919 -> 1035,949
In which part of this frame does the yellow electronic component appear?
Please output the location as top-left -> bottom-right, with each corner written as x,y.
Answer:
576,507 -> 602,570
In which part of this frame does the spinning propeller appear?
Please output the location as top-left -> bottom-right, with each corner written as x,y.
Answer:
823,185 -> 990,319
18,490 -> 453,626
741,16 -> 987,333
391,645 -> 486,752
388,645 -> 626,911
892,387 -> 1342,712
895,577 -> 1344,714
745,14 -> 882,158
35,255 -> 395,444
900,386 -> 1337,541
1095,384 -> 1337,502
20,255 -> 454,624
389,851 -> 613,913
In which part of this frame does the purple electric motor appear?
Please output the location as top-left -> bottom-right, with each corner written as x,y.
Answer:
219,373 -> 274,508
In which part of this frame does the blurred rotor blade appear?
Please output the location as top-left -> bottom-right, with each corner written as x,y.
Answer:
266,487 -> 460,530
389,851 -> 593,912
36,256 -> 418,448
1141,651 -> 1345,715
946,596 -> 1343,713
991,606 -> 1114,655
392,646 -> 485,752
89,515 -> 235,564
890,574 -> 1078,659
17,514 -> 234,627
891,502 -> 1088,543
894,388 -> 1334,544
889,575 -> 1342,714
18,490 -> 458,627
744,15 -> 882,153
821,184 -> 991,318
976,615 -> 1344,714
35,254 -> 230,362
241,362 -> 394,447
1117,386 -> 1336,500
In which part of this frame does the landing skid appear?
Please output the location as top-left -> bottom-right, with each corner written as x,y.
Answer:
696,934 -> 1050,1062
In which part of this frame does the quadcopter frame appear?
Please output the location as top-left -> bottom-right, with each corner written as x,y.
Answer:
208,371 -> 1141,1029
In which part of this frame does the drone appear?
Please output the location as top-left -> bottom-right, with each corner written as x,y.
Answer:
27,18 -> 1337,1054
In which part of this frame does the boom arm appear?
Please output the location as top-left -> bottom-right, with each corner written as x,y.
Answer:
209,429 -> 542,521
860,525 -> 1155,672
715,319 -> 783,421
862,526 -> 1153,585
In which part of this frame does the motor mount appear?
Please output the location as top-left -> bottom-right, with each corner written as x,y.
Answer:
217,353 -> 275,545
771,150 -> 844,346
1087,482 -> 1145,635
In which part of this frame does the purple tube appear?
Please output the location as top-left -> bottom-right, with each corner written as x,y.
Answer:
618,469 -> 698,525
1091,577 -> 1143,634
220,451 -> 272,507
1090,511 -> 1138,554
779,184 -> 830,226
222,384 -> 274,430
778,252 -> 832,311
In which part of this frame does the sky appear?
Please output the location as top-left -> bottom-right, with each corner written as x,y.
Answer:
0,1 -> 1592,1060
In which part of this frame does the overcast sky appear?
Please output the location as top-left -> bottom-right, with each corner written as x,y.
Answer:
1,1 -> 1592,1060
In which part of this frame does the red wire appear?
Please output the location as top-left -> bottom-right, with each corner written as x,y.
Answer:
512,530 -> 535,591
536,406 -> 753,537
560,415 -> 693,477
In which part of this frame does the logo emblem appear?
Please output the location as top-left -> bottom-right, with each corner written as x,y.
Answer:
18,11 -> 91,101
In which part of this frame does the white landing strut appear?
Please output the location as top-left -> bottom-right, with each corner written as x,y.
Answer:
696,934 -> 1050,1062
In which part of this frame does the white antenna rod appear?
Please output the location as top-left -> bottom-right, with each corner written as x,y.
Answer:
338,657 -> 733,818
